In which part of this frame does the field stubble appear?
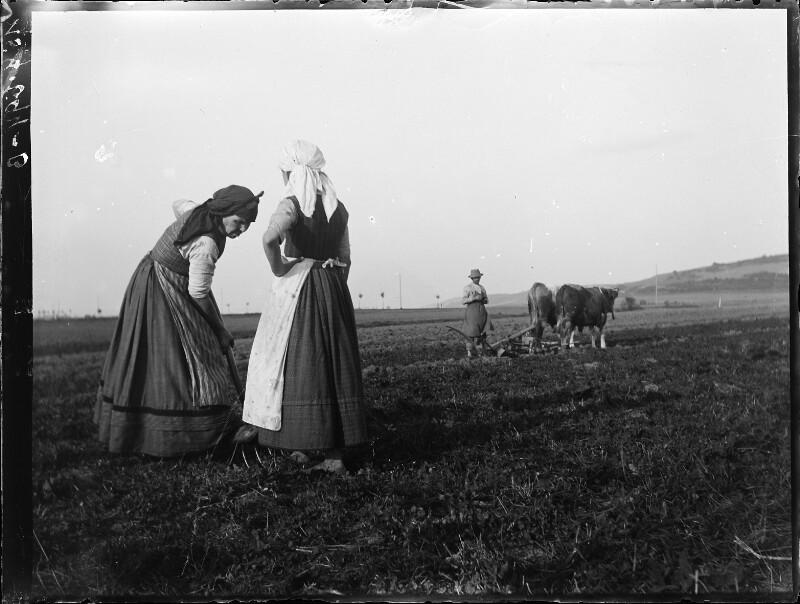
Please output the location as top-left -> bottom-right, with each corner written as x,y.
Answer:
31,300 -> 792,599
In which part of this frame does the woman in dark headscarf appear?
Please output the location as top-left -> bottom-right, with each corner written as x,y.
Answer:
240,141 -> 366,474
94,185 -> 261,457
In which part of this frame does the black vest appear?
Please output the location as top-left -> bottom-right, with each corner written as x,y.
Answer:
283,196 -> 348,260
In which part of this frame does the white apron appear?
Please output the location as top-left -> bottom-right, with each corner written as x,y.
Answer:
242,259 -> 315,430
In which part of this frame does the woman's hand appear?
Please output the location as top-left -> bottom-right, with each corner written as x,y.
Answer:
193,295 -> 232,349
271,256 -> 304,277
263,229 -> 304,277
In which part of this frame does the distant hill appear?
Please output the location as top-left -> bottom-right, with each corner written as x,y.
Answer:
440,253 -> 789,308
618,254 -> 788,296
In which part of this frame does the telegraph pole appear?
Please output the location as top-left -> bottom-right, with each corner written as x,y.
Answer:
655,264 -> 658,306
398,273 -> 403,310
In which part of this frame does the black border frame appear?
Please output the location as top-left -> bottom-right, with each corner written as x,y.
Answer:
2,1 -> 797,601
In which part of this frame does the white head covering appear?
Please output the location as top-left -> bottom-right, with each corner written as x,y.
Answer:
278,140 -> 338,220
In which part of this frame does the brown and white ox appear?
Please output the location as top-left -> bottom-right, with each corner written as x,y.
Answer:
555,284 -> 619,349
527,282 -> 558,343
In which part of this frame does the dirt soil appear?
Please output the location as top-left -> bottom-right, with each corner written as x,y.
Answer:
30,306 -> 792,599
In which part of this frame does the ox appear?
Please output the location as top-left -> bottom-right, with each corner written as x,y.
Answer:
527,282 -> 558,343
555,284 -> 619,349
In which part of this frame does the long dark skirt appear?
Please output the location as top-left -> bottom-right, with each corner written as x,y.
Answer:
94,255 -> 236,457
257,266 -> 367,450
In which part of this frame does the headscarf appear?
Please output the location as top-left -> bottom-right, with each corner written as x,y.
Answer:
174,184 -> 263,253
278,140 -> 338,220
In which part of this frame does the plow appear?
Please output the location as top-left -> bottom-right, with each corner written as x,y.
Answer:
446,325 -> 561,357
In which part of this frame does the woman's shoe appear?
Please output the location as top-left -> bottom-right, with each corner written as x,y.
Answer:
233,424 -> 258,444
289,450 -> 311,464
306,458 -> 347,475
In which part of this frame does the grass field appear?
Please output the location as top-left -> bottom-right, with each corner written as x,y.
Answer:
31,293 -> 793,599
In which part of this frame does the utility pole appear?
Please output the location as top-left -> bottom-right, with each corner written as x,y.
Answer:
655,264 -> 658,306
398,273 -> 403,310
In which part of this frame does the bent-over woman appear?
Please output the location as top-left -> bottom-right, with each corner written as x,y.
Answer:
94,185 -> 261,457
240,140 -> 367,474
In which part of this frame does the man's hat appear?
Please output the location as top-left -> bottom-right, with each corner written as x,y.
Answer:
468,269 -> 484,279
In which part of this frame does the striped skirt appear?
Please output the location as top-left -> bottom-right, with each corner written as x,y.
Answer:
93,254 -> 236,457
257,265 -> 367,451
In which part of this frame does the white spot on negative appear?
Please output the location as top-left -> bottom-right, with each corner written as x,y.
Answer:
94,141 -> 117,163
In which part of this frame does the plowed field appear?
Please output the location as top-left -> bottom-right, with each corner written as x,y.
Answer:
31,301 -> 792,599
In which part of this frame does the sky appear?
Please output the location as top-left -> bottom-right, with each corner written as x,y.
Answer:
31,5 -> 789,315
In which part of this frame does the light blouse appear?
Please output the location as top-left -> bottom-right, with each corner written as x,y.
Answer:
172,199 -> 219,299
462,282 -> 488,305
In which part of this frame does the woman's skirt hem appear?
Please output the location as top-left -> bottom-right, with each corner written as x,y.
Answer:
94,397 -> 234,458
255,395 -> 367,450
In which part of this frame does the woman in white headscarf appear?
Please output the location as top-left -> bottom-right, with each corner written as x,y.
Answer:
239,140 -> 366,473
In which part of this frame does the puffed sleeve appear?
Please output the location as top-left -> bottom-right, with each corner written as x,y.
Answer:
461,284 -> 473,305
172,199 -> 199,218
263,198 -> 298,244
177,235 -> 220,298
